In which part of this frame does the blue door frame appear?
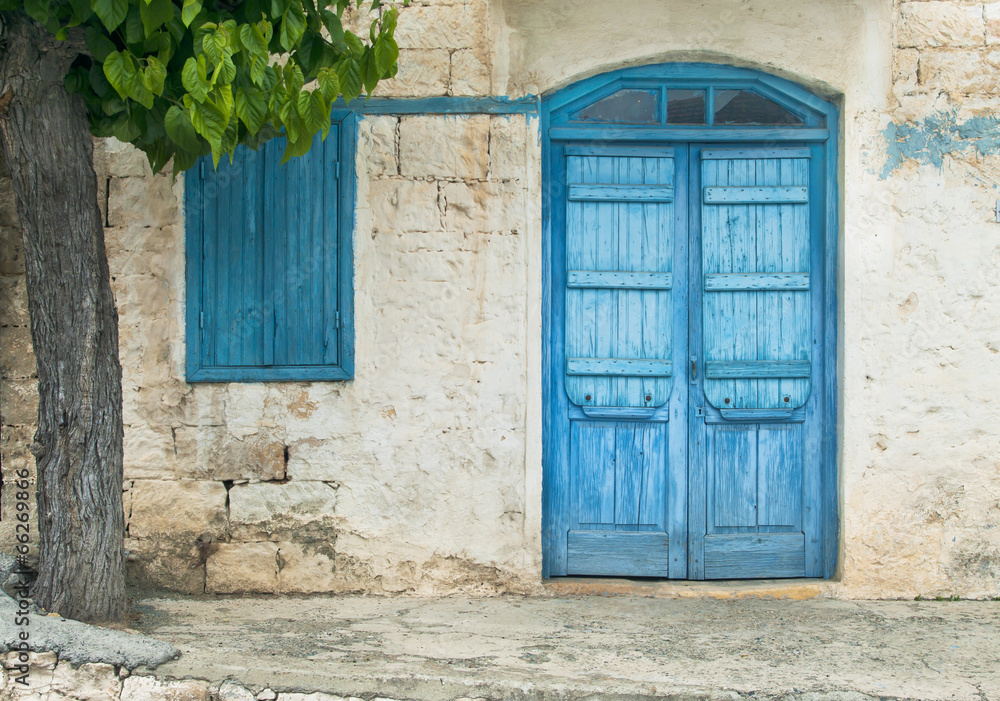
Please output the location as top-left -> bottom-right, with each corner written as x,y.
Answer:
541,63 -> 840,580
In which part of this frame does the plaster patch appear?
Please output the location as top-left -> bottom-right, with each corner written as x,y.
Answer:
881,110 -> 1000,177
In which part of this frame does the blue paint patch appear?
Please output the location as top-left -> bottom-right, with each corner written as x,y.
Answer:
881,111 -> 1000,178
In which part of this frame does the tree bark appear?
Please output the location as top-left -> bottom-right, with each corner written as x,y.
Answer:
0,13 -> 126,623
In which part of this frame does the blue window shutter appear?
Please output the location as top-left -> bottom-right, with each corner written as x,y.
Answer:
265,128 -> 340,367
564,150 -> 675,408
701,148 -> 811,410
199,146 -> 266,368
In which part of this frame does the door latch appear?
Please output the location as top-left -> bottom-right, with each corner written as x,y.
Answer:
690,356 -> 697,383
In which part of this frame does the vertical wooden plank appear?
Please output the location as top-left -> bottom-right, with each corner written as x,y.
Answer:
324,125 -> 341,365
711,425 -> 758,529
637,422 -> 667,531
594,156 -> 616,406
688,145 -> 707,578
262,139 -> 277,367
614,423 -> 642,530
757,424 -> 803,529
571,422 -> 616,529
758,157 -> 781,409
731,157 -> 756,408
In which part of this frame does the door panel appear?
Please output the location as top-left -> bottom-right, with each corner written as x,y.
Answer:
564,149 -> 675,410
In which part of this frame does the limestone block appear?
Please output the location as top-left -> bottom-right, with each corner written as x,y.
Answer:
171,426 -> 286,481
121,676 -> 211,701
107,223 -> 182,254
987,3 -> 1000,44
399,115 -> 489,180
0,275 -> 28,326
450,49 -> 491,96
124,537 -> 206,594
276,540 -> 337,593
112,274 -> 172,321
441,181 -> 525,233
122,424 -> 177,480
107,175 -> 178,229
93,137 -> 151,178
374,49 -> 449,97
898,2 -> 984,48
205,541 -> 278,594
0,225 -> 24,274
918,50 -> 1000,94
394,3 -> 485,50
0,326 -> 35,380
1,424 -> 34,478
368,179 -> 440,233
0,178 -> 19,228
229,481 -> 338,541
218,680 -> 255,701
280,693 -> 355,701
489,116 -> 528,181
127,480 -> 227,539
2,651 -> 56,696
0,379 -> 38,425
358,116 -> 398,177
50,661 -> 121,701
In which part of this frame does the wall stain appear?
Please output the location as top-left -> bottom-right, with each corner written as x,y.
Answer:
882,111 -> 1000,178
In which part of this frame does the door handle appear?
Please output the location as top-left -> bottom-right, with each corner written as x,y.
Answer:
690,356 -> 697,383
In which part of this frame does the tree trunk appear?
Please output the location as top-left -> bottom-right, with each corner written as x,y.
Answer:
0,13 -> 126,623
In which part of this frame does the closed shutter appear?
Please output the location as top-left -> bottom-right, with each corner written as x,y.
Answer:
199,146 -> 266,368
701,148 -> 811,411
265,128 -> 340,367
564,147 -> 675,409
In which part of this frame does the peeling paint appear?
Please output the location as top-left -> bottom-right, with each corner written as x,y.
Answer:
881,111 -> 1000,178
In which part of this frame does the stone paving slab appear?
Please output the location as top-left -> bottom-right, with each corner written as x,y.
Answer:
132,593 -> 1000,701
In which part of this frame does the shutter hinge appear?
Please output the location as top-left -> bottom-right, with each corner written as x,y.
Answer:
199,311 -> 204,329
331,160 -> 340,180
335,311 -> 341,328
199,161 -> 205,178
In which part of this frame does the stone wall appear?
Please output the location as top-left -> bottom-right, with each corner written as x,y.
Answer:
2,0 -> 1000,599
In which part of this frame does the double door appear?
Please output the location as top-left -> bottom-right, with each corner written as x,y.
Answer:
546,142 -> 829,580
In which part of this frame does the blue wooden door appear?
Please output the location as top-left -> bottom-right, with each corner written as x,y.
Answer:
549,143 -> 827,580
688,145 -> 825,579
552,144 -> 690,578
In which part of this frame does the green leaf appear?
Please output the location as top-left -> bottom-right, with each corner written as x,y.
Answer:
320,9 -> 344,43
103,51 -> 134,100
240,23 -> 268,59
281,130 -> 314,163
360,49 -> 378,96
23,0 -> 49,25
381,5 -> 398,35
342,31 -> 364,58
280,2 -> 308,51
142,138 -> 175,174
164,105 -> 202,151
316,67 -> 340,101
182,55 -> 211,102
172,148 -> 200,174
235,87 -> 268,134
188,99 -> 228,152
127,72 -> 154,108
84,26 -> 118,62
181,0 -> 203,27
335,57 -> 361,103
93,0 -> 128,31
112,113 -> 141,142
272,0 -> 289,18
213,55 -> 237,86
142,56 -> 167,95
372,35 -> 398,78
102,96 -> 127,116
140,0 -> 174,37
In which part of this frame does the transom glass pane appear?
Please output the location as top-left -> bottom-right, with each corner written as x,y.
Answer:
666,89 -> 706,124
713,90 -> 803,125
572,89 -> 659,124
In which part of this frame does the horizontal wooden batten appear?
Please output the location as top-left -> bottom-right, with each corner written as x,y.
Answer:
330,96 -> 538,115
568,184 -> 674,202
704,360 -> 811,379
702,148 -> 811,160
566,531 -> 670,577
566,358 -> 673,377
704,273 -> 809,291
703,186 -> 809,204
549,126 -> 830,142
567,270 -> 673,289
703,533 -> 806,579
565,145 -> 674,158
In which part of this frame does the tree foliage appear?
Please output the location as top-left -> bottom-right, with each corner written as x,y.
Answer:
4,0 -> 404,172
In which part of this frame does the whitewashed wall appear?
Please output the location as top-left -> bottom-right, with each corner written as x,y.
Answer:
2,0 -> 999,598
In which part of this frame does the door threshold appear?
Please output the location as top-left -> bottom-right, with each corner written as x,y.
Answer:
544,576 -> 829,600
